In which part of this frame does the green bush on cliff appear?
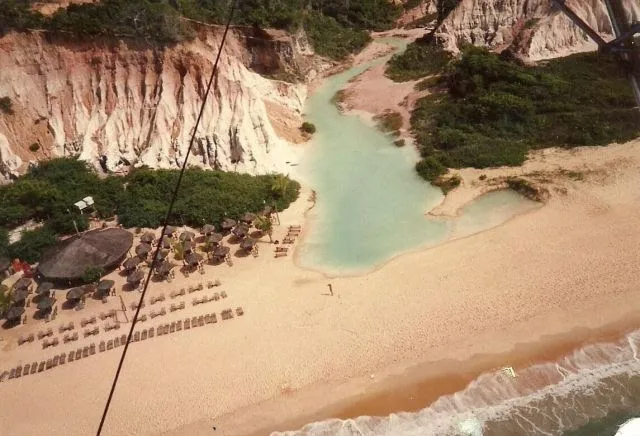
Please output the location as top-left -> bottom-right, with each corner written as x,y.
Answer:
386,40 -> 452,82
411,47 -> 640,182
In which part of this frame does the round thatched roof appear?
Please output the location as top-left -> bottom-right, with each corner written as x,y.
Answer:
179,231 -> 195,242
38,228 -> 133,283
37,296 -> 55,310
127,269 -> 145,284
6,306 -> 24,321
240,238 -> 257,250
232,225 -> 249,238
66,287 -> 85,300
36,282 -> 54,295
240,212 -> 256,224
221,218 -> 236,230
213,245 -> 230,257
140,232 -> 156,243
201,224 -> 216,235
135,243 -> 152,257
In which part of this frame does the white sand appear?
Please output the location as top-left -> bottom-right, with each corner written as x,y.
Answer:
1,138 -> 640,435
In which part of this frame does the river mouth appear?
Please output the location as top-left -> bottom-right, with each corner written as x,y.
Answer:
297,38 -> 539,276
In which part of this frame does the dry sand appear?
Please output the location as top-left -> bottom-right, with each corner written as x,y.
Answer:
1,138 -> 640,436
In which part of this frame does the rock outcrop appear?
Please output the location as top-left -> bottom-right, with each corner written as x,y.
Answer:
435,0 -> 640,59
0,25 -> 317,181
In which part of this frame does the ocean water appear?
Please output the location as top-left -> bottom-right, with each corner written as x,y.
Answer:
297,39 -> 537,275
274,330 -> 640,436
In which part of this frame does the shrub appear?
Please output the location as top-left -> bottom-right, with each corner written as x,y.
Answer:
8,227 -> 58,264
394,139 -> 406,147
81,266 -> 104,284
374,111 -> 403,136
303,11 -> 371,59
301,122 -> 317,134
29,143 -> 40,152
386,41 -> 452,82
411,48 -> 640,181
0,97 -> 13,115
434,174 -> 461,193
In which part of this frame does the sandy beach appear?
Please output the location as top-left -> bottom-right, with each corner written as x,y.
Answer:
2,32 -> 640,436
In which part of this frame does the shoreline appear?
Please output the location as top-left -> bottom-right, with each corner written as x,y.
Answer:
246,310 -> 640,435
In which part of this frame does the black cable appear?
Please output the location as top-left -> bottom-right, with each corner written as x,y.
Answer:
96,2 -> 237,433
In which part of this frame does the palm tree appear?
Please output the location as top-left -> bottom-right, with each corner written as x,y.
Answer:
271,174 -> 290,199
172,241 -> 186,261
254,215 -> 273,243
0,284 -> 11,317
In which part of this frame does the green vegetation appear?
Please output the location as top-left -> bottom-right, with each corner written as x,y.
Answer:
1,0 -> 401,59
7,227 -> 58,264
373,111 -> 403,136
411,47 -> 640,182
0,284 -> 10,316
0,228 -> 8,259
29,143 -> 40,152
386,40 -> 452,82
0,158 -> 300,262
435,174 -> 461,193
300,121 -> 317,134
81,266 -> 104,284
393,139 -> 406,147
0,97 -> 13,115
415,75 -> 442,91
254,215 -> 273,242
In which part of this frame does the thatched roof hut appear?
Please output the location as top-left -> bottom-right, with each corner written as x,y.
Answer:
208,233 -> 223,244
160,235 -> 172,249
38,228 -> 133,284
232,225 -> 249,239
35,282 -> 54,296
162,226 -> 177,237
127,270 -> 145,284
37,296 -> 54,311
240,212 -> 256,224
97,280 -> 115,295
213,245 -> 230,259
221,218 -> 236,231
11,289 -> 28,304
122,257 -> 141,271
6,306 -> 24,321
154,261 -> 174,276
66,287 -> 85,301
135,243 -> 152,257
140,232 -> 156,244
179,231 -> 195,242
201,224 -> 216,235
13,278 -> 32,292
184,252 -> 203,267
240,238 -> 257,251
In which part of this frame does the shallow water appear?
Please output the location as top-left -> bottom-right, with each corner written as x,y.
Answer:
297,39 -> 537,275
274,330 -> 640,436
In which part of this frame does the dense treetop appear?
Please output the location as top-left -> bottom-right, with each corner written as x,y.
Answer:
0,158 -> 299,263
409,46 -> 640,182
0,0 -> 403,58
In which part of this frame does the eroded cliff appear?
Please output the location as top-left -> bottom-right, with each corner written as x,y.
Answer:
0,25 -> 319,181
435,0 -> 639,59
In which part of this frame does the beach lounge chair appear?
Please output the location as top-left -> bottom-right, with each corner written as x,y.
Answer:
75,349 -> 82,360
52,355 -> 59,367
198,316 -> 205,327
176,320 -> 182,331
9,368 -> 16,379
27,333 -> 34,342
192,298 -> 199,306
184,318 -> 190,329
211,313 -> 217,323
178,301 -> 185,310
107,340 -> 113,350
236,307 -> 244,316
89,344 -> 96,355
52,338 -> 59,346
156,326 -> 163,336
72,332 -> 79,341
170,322 -> 176,333
197,283 -> 204,291
46,359 -> 53,370
141,330 -> 148,340
60,353 -> 66,364
149,328 -> 154,338
30,362 -> 38,374
190,316 -> 198,327
68,350 -> 75,362
220,291 -> 227,299
0,371 -> 7,382
16,366 -> 22,377
99,341 -> 106,352
121,334 -> 127,344
188,286 -> 196,294
83,346 -> 89,358
114,337 -> 120,347
139,314 -> 147,322
159,307 -> 166,316
23,364 -> 30,376
38,361 -> 45,372
212,292 -> 220,301
170,303 -> 177,312
204,314 -> 211,324
134,331 -> 140,342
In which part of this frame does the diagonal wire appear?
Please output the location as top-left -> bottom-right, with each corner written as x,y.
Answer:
96,2 -> 237,434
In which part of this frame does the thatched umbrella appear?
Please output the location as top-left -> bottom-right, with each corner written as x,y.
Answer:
154,261 -> 174,276
38,228 -> 133,284
156,249 -> 170,261
11,289 -> 28,304
162,226 -> 176,237
127,270 -> 146,285
212,245 -> 230,260
179,231 -> 195,242
181,240 -> 195,253
37,296 -> 55,311
66,287 -> 85,301
262,205 -> 274,216
5,306 -> 25,322
240,212 -> 256,224
201,224 -> 216,235
135,243 -> 152,257
13,277 -> 32,292
97,280 -> 115,296
122,257 -> 141,271
232,224 -> 249,239
35,282 -> 54,296
221,218 -> 236,231
240,238 -> 257,251
160,235 -> 172,249
184,252 -> 203,268
208,233 -> 223,244
140,232 -> 155,244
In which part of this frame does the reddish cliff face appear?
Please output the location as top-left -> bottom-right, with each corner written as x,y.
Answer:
0,26 -> 320,181
435,0 -> 639,59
